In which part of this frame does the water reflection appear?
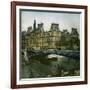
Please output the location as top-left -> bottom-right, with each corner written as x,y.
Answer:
20,52 -> 80,79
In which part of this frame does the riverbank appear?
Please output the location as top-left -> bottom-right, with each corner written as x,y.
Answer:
20,50 -> 80,78
26,49 -> 80,60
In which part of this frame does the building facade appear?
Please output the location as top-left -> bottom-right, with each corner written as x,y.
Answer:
21,20 -> 80,51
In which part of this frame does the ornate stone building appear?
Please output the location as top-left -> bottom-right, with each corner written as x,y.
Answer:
24,20 -> 61,50
22,20 -> 79,50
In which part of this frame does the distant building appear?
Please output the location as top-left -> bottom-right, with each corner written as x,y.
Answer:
70,28 -> 80,50
27,26 -> 32,32
48,23 -> 61,50
60,29 -> 70,49
71,28 -> 79,38
21,20 -> 80,50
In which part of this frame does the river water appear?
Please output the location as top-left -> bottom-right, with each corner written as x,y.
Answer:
20,53 -> 80,79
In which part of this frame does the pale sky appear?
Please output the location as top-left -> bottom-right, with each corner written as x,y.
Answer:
21,10 -> 80,33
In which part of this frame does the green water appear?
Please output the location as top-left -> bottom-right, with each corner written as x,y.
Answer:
20,54 -> 80,79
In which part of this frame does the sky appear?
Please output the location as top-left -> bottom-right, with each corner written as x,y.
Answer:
21,10 -> 80,33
